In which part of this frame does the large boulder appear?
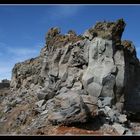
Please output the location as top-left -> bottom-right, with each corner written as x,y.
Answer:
47,91 -> 88,125
81,95 -> 98,117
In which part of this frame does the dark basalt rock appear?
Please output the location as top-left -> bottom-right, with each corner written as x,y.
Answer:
9,19 -> 140,128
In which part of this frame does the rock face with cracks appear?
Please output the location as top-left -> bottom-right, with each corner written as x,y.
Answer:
1,19 -> 140,135
10,19 -> 140,121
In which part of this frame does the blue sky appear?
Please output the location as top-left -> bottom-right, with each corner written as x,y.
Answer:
0,5 -> 140,81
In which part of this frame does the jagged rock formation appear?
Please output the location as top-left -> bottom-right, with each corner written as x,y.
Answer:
10,19 -> 140,121
1,19 -> 140,135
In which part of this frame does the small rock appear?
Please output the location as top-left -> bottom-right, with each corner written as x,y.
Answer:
41,104 -> 46,111
104,106 -> 111,114
98,108 -> 106,116
16,111 -> 27,125
33,108 -> 43,114
37,88 -> 55,101
61,71 -> 68,82
97,99 -> 102,108
133,130 -> 140,135
64,133 -> 73,136
37,90 -> 48,100
15,97 -> 23,104
3,106 -> 11,113
118,114 -> 127,123
35,100 -> 46,108
8,97 -> 15,102
124,129 -> 132,136
101,124 -> 115,134
102,97 -> 112,107
81,95 -> 98,117
108,110 -> 115,122
71,82 -> 82,91
116,102 -> 124,113
41,110 -> 48,115
0,116 -> 7,122
32,119 -> 35,122
112,123 -> 125,135
30,83 -> 35,89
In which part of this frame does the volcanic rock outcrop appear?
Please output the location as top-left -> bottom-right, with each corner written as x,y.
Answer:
2,19 -> 140,135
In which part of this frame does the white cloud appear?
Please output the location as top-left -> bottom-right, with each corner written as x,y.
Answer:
0,41 -> 42,80
7,47 -> 39,56
0,41 -> 40,56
